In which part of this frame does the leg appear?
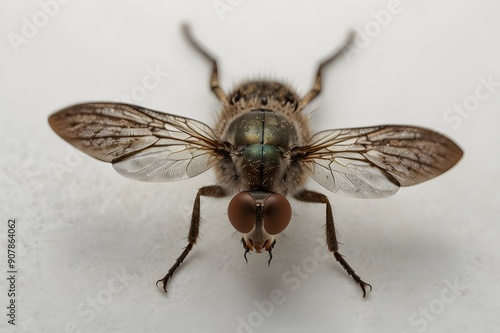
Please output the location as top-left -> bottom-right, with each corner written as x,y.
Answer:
182,24 -> 228,103
156,185 -> 227,292
299,31 -> 356,109
293,189 -> 372,297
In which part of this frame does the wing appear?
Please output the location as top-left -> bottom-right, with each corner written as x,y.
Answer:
48,102 -> 230,182
292,125 -> 463,198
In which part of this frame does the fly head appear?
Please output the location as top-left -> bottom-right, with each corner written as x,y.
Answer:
227,191 -> 292,264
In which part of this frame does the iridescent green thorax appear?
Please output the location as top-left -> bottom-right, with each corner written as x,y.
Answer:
227,110 -> 297,189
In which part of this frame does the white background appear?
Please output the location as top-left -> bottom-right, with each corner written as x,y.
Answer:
1,1 -> 499,332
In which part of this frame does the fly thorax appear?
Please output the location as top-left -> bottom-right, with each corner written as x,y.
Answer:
227,110 -> 297,190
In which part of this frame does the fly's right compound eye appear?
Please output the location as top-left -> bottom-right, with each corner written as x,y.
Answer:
263,193 -> 292,235
228,192 -> 256,233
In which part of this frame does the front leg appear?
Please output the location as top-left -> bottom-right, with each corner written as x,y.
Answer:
156,185 -> 227,292
293,189 -> 372,297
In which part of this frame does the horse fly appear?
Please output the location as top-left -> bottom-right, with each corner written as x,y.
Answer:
49,25 -> 463,297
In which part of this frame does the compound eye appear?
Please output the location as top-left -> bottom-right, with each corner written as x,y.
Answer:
228,192 -> 256,233
263,194 -> 292,235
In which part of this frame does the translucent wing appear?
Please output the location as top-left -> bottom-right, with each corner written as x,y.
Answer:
49,103 -> 229,182
293,125 -> 463,198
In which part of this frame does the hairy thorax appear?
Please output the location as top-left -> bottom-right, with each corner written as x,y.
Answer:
213,81 -> 312,195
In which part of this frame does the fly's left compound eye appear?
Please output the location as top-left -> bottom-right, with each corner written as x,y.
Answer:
263,194 -> 292,235
228,192 -> 256,233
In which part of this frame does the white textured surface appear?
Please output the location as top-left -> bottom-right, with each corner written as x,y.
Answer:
1,1 -> 500,332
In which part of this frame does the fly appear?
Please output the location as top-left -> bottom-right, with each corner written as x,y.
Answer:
48,25 -> 463,297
